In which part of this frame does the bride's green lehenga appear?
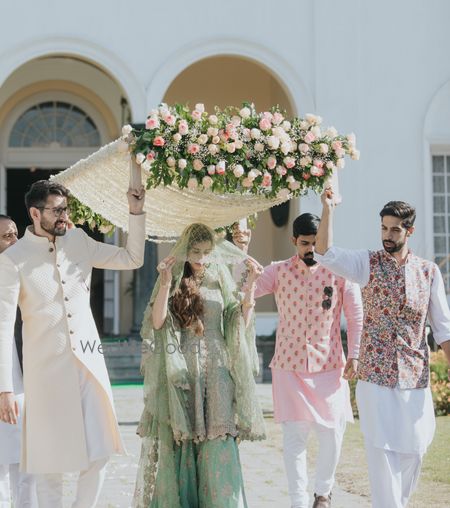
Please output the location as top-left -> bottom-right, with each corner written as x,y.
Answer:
133,227 -> 266,508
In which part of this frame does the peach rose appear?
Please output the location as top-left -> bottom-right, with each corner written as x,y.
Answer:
202,176 -> 213,188
188,143 -> 200,155
153,136 -> 165,147
267,156 -> 277,170
187,178 -> 198,190
145,117 -> 159,130
193,159 -> 204,171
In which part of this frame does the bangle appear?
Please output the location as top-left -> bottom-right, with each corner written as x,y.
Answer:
242,300 -> 255,309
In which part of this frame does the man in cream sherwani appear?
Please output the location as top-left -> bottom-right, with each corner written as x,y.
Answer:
0,215 -> 38,507
0,180 -> 146,507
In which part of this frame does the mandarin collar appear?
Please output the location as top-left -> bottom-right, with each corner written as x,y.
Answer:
24,226 -> 54,245
293,254 -> 319,273
381,248 -> 412,268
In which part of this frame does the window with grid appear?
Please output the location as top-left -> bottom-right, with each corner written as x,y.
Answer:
432,155 -> 450,292
9,101 -> 100,148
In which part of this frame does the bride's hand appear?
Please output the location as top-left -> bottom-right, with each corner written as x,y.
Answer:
157,256 -> 176,288
246,258 -> 263,283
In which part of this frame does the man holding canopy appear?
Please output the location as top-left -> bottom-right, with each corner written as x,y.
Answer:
0,179 -> 146,507
315,189 -> 450,508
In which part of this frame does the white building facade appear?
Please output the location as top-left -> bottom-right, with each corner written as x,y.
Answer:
1,0 -> 450,334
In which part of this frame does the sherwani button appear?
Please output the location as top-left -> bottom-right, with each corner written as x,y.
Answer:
61,280 -> 66,284
72,346 -> 76,351
69,330 -> 74,334
64,297 -> 69,301
49,247 -> 54,252
68,313 -> 72,318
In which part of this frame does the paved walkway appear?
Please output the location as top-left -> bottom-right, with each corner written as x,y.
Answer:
62,384 -> 369,507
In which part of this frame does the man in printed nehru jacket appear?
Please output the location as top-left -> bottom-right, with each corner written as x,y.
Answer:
0,180 -> 146,507
0,215 -> 38,507
315,190 -> 450,508
233,213 -> 363,508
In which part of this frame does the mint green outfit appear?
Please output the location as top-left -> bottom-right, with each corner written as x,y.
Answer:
133,250 -> 265,508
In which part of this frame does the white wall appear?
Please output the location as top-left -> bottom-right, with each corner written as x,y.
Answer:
2,0 -> 450,260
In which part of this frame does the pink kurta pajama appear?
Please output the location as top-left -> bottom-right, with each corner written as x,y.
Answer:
255,255 -> 363,508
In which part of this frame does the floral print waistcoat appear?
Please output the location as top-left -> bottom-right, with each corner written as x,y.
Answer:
360,250 -> 435,389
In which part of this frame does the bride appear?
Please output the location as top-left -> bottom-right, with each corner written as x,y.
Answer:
133,223 -> 266,508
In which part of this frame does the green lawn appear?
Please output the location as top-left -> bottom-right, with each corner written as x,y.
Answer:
335,416 -> 450,508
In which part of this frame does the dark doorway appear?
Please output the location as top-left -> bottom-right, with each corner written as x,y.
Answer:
5,168 -> 104,333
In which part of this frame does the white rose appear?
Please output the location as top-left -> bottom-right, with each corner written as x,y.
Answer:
233,165 -> 244,178
311,126 -> 322,138
248,169 -> 258,181
207,165 -> 216,175
99,224 -> 113,234
208,144 -> 219,155
286,175 -> 295,183
178,159 -> 187,169
235,139 -> 243,149
173,133 -> 182,143
212,136 -> 220,144
141,160 -> 152,172
135,153 -> 145,165
267,136 -> 280,150
209,115 -> 218,125
216,160 -> 226,173
298,143 -> 310,154
320,143 -> 329,154
282,121 -> 291,132
255,142 -> 265,152
166,156 -> 176,167
202,176 -> 213,188
197,134 -> 208,145
195,103 -> 205,113
251,128 -> 261,139
240,107 -> 251,119
326,161 -> 335,170
226,143 -> 236,153
231,115 -> 241,127
122,124 -> 132,136
289,180 -> 301,191
336,158 -> 345,169
281,142 -> 291,155
187,178 -> 198,190
207,127 -> 219,137
325,127 -> 338,138
300,120 -> 309,130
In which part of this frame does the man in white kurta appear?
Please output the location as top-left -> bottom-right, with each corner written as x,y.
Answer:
0,215 -> 38,507
0,180 -> 146,507
315,193 -> 450,508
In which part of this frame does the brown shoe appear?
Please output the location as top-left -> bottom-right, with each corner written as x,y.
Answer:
312,493 -> 332,508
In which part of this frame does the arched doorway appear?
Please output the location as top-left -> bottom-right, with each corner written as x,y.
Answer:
161,55 -> 298,312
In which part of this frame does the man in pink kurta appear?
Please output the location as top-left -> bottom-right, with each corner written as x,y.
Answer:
234,213 -> 363,508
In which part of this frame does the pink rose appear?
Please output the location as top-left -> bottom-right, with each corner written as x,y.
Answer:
178,159 -> 187,169
276,166 -> 287,176
145,116 -> 159,130
259,118 -> 271,131
267,156 -> 277,170
147,151 -> 156,160
304,132 -> 316,144
283,157 -> 296,169
188,143 -> 200,155
153,137 -> 165,147
272,112 -> 284,125
191,110 -> 202,121
207,165 -> 216,175
178,120 -> 189,135
289,180 -> 301,190
313,159 -> 324,169
242,177 -> 253,188
335,148 -> 345,158
233,165 -> 244,178
187,178 -> 198,190
262,173 -> 272,187
302,173 -> 311,181
310,165 -> 324,177
193,159 -> 204,171
331,140 -> 342,150
298,143 -> 310,154
216,161 -> 226,175
163,114 -> 176,126
202,176 -> 213,188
